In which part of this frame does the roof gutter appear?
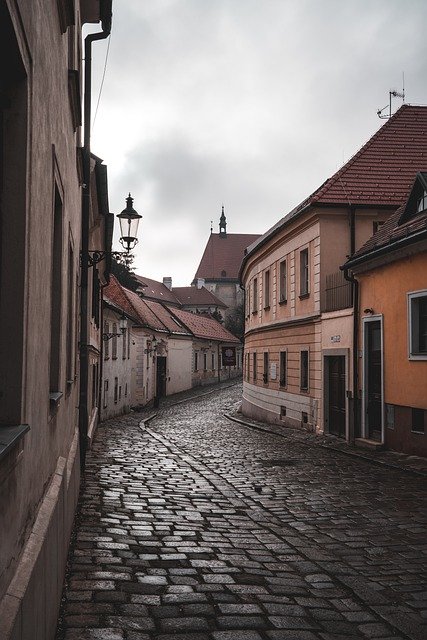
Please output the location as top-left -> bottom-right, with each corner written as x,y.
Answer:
341,227 -> 427,271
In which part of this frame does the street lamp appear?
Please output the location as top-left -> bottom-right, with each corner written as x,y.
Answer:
82,193 -> 142,267
117,193 -> 142,252
103,314 -> 127,341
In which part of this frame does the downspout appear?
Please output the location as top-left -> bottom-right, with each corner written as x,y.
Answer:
79,1 -> 112,469
344,204 -> 357,444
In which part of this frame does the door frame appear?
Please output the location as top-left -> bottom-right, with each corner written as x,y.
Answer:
362,315 -> 384,442
323,349 -> 349,440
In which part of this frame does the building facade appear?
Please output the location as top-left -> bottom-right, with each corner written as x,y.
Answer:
240,106 -> 427,443
343,173 -> 427,456
192,208 -> 260,320
0,2 -> 113,638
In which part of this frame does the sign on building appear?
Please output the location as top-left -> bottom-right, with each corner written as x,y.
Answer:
222,346 -> 236,366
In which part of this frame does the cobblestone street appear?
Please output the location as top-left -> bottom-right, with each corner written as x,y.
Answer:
57,383 -> 427,640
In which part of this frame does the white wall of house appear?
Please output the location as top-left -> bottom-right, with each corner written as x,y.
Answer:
165,338 -> 193,395
101,309 -> 133,421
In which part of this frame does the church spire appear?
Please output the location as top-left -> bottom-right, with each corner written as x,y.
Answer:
219,205 -> 227,237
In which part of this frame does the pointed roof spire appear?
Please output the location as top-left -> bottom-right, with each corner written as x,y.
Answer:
219,205 -> 227,237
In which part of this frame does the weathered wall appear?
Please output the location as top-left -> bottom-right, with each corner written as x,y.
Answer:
0,1 -> 89,637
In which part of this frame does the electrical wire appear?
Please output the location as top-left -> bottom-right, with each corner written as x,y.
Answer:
92,32 -> 111,130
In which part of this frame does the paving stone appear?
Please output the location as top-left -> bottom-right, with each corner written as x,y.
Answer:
56,384 -> 427,640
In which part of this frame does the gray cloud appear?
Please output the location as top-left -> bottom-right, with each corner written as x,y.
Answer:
90,0 -> 427,285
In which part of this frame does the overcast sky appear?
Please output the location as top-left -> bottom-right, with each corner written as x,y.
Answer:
87,0 -> 427,286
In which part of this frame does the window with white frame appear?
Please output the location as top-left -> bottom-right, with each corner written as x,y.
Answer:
263,352 -> 269,383
279,260 -> 287,303
300,248 -> 309,297
408,291 -> 427,358
279,351 -> 287,387
300,350 -> 309,390
252,277 -> 258,313
264,270 -> 270,309
112,323 -> 118,359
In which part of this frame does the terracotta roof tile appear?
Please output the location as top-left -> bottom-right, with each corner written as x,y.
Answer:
168,307 -> 240,343
194,233 -> 261,281
172,286 -> 227,308
245,105 -> 427,261
135,274 -> 180,305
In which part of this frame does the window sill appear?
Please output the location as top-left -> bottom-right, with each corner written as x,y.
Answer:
0,424 -> 30,461
49,391 -> 63,409
299,293 -> 310,300
409,353 -> 427,360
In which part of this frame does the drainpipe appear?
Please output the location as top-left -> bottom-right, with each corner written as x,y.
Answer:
79,1 -> 112,469
343,204 -> 358,444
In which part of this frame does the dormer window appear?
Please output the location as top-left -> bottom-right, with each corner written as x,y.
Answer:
417,190 -> 427,214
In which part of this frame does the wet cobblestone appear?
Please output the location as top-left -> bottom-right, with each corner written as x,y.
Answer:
57,383 -> 427,640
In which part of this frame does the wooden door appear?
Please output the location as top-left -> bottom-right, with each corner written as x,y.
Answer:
328,356 -> 346,438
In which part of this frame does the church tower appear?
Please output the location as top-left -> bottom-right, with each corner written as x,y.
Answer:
219,205 -> 227,237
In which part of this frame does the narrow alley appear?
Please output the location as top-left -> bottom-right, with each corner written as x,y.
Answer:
57,384 -> 427,640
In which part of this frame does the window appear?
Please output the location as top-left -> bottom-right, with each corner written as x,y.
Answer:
408,291 -> 427,359
91,364 -> 97,408
66,239 -> 75,385
104,322 -> 110,359
125,383 -> 128,397
412,408 -> 425,434
203,352 -> 207,371
279,260 -> 287,303
300,248 -> 309,297
122,328 -> 127,359
103,380 -> 108,408
417,190 -> 427,213
300,350 -> 309,391
373,220 -> 385,234
127,327 -> 131,359
252,277 -> 258,313
263,352 -> 269,383
212,353 -> 215,370
264,270 -> 270,309
279,351 -> 287,387
114,377 -> 118,404
112,323 -> 118,359
253,352 -> 257,381
195,351 -> 199,371
50,185 -> 63,399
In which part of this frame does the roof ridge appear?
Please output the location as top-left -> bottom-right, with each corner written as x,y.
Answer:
313,104 -> 416,204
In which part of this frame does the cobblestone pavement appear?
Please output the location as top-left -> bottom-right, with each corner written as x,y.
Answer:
57,383 -> 427,640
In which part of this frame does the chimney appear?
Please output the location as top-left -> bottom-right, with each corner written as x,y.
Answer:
163,277 -> 172,290
197,278 -> 205,289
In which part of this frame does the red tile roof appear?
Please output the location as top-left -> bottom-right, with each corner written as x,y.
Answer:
135,274 -> 180,305
244,105 -> 427,263
104,276 -> 237,342
172,286 -> 227,308
193,233 -> 261,282
344,172 -> 427,267
168,307 -> 240,343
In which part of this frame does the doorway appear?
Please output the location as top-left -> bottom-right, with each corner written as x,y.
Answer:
326,355 -> 346,438
363,318 -> 383,442
156,356 -> 167,400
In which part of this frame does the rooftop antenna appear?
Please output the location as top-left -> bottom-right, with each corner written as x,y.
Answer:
377,73 -> 405,119
210,220 -> 213,234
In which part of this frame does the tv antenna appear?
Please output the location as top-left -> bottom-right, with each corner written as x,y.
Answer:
377,74 -> 405,119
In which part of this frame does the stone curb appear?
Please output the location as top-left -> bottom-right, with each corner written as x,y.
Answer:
225,412 -> 427,478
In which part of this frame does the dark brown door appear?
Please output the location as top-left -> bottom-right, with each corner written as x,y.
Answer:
328,356 -> 346,437
366,321 -> 382,441
156,356 -> 167,399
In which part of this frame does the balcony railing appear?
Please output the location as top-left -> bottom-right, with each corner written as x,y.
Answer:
323,271 -> 353,312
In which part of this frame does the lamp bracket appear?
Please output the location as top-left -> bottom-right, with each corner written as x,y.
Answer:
81,250 -> 130,268
103,330 -> 125,341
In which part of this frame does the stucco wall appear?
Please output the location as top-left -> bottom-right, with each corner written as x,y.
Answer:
101,309 -> 133,420
358,251 -> 427,455
165,338 -> 193,395
0,1 -> 85,635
